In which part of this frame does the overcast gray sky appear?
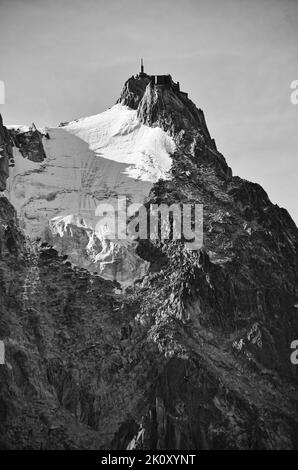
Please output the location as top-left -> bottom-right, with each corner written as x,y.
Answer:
0,0 -> 297,223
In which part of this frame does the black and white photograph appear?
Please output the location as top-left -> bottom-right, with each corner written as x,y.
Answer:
0,0 -> 298,456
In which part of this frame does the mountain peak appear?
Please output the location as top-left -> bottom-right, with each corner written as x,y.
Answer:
118,69 -> 232,181
1,65 -> 298,450
118,70 -> 220,155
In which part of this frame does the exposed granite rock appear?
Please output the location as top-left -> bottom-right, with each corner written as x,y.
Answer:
117,74 -> 151,110
117,73 -> 298,449
119,74 -> 231,179
8,126 -> 47,163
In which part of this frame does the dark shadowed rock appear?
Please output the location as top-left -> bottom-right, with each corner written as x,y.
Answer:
0,114 -> 12,190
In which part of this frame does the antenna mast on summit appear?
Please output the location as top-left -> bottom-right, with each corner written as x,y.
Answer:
141,58 -> 144,75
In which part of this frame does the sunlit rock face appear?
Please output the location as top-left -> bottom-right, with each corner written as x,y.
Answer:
5,104 -> 175,284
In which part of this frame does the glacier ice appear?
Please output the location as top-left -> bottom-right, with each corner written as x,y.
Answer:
6,104 -> 176,285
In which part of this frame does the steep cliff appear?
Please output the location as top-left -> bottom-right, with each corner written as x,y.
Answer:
0,197 -> 161,449
0,115 -> 12,191
0,71 -> 298,450
118,74 -> 298,449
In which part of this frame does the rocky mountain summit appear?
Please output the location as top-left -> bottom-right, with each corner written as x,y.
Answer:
0,70 -> 298,449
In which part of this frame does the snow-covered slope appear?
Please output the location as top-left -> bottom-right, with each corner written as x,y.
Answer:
6,104 -> 175,284
66,104 -> 174,182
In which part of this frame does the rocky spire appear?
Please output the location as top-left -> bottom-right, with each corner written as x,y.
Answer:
118,73 -> 231,178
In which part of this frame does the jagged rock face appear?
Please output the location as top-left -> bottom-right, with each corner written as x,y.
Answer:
121,76 -> 298,449
0,74 -> 298,449
0,115 -> 12,191
119,74 -> 214,142
8,126 -> 47,163
0,197 -> 161,449
117,74 -> 151,110
119,75 -> 231,179
116,73 -> 298,449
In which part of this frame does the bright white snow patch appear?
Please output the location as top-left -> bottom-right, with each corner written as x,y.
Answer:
65,104 -> 175,182
6,124 -> 47,134
6,125 -> 31,133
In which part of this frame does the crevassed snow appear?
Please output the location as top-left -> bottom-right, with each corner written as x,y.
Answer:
7,104 -> 175,234
5,104 -> 175,284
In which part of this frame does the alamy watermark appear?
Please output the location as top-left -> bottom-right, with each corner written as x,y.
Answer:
290,340 -> 298,365
92,197 -> 203,251
290,80 -> 298,105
